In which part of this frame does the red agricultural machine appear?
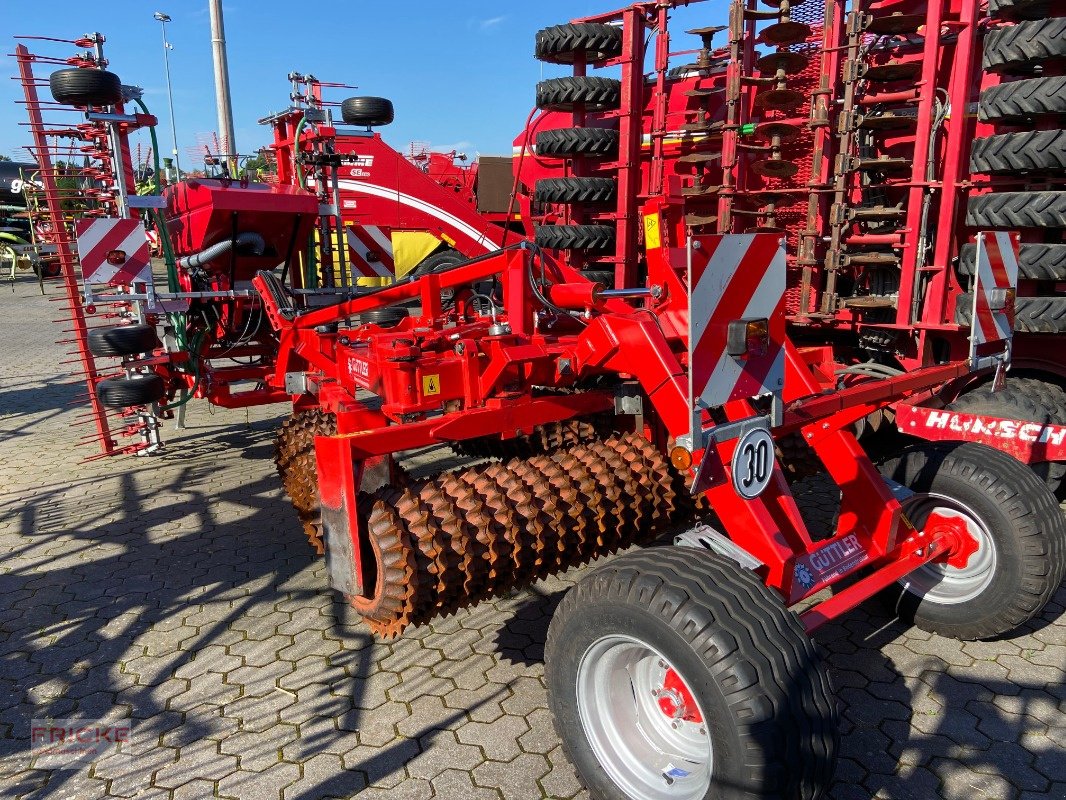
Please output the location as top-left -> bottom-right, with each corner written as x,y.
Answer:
11,0 -> 1066,796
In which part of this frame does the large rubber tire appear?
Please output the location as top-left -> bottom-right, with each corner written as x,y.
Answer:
983,19 -> 1066,72
945,381 -> 1066,491
955,294 -> 1066,333
535,23 -> 623,64
87,324 -> 160,358
535,127 -> 620,159
970,129 -> 1066,174
96,373 -> 165,408
340,96 -> 394,127
580,269 -> 615,288
49,68 -> 122,106
536,77 -> 622,112
877,442 -> 1066,640
958,242 -> 1066,281
979,76 -> 1066,121
411,249 -> 465,277
354,307 -> 408,328
965,191 -> 1066,228
988,0 -> 1054,19
534,177 -> 616,205
545,547 -> 838,800
534,224 -> 615,251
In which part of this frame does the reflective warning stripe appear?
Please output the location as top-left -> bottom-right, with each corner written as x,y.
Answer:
972,231 -> 1019,346
74,218 -> 152,285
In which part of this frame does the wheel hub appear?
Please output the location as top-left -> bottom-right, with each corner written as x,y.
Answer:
656,668 -> 703,723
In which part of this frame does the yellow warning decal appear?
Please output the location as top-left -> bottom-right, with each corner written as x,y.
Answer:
644,213 -> 661,250
422,374 -> 441,396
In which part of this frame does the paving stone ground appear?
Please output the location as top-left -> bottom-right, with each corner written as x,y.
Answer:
0,272 -> 1063,800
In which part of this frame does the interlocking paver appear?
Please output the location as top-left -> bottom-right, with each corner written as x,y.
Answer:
0,271 -> 1063,800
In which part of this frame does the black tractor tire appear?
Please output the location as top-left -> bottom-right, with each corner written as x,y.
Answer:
535,127 -> 620,159
580,269 -> 615,288
945,381 -> 1066,491
970,129 -> 1066,174
1006,376 -> 1066,419
411,249 -> 465,277
955,294 -> 1066,333
877,442 -> 1066,640
534,224 -> 615,251
340,96 -> 394,127
989,0 -> 1054,19
983,18 -> 1066,72
96,373 -> 165,408
535,23 -> 623,64
536,77 -> 622,112
534,177 -> 617,205
353,307 -> 408,328
49,68 -> 123,106
965,191 -> 1066,229
958,242 -> 1066,281
979,76 -> 1066,121
87,324 -> 160,357
545,547 -> 838,800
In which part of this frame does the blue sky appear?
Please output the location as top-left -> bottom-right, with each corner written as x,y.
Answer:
3,1 -> 727,168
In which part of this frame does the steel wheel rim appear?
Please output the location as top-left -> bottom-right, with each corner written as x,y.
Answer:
899,491 -> 997,604
576,635 -> 712,800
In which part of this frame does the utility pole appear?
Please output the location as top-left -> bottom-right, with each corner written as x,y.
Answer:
153,11 -> 181,180
208,0 -> 237,171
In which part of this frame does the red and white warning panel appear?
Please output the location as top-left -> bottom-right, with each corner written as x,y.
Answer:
74,217 -> 152,286
969,230 -> 1018,354
346,225 -> 394,279
688,233 -> 787,414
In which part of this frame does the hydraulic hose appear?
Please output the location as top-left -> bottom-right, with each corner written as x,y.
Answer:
133,97 -> 180,295
294,114 -> 308,189
178,231 -> 266,270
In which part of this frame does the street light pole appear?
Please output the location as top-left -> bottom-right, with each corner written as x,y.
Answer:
153,11 -> 181,180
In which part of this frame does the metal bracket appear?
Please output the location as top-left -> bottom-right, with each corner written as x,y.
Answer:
614,383 -> 643,416
690,414 -> 773,495
284,372 -> 309,394
674,523 -> 764,571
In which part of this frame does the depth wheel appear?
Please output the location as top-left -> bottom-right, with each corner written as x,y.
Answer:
87,324 -> 160,357
535,23 -> 623,64
534,224 -> 615,251
49,68 -> 122,106
96,373 -> 165,407
878,442 -> 1066,640
536,77 -> 622,112
545,547 -> 838,800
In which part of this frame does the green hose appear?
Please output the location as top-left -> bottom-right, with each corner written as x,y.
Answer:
294,114 -> 308,189
133,97 -> 180,295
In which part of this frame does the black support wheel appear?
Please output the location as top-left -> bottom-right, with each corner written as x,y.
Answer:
340,96 -> 394,127
96,373 -> 165,408
983,18 -> 1066,72
534,177 -> 617,205
545,547 -> 838,800
988,0 -> 1054,19
580,269 -> 615,288
979,76 -> 1066,122
536,77 -> 622,112
955,294 -> 1066,333
353,307 -> 409,328
945,381 -> 1066,491
877,442 -> 1066,640
965,191 -> 1066,229
958,242 -> 1066,281
535,127 -> 620,159
969,129 -> 1066,174
535,23 -> 623,64
534,224 -> 615,251
410,249 -> 465,277
87,324 -> 160,357
49,68 -> 123,106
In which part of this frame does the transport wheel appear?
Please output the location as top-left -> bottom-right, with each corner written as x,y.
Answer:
536,77 -> 622,112
878,442 -> 1066,640
535,127 -> 620,159
979,76 -> 1066,122
969,129 -> 1066,174
534,224 -> 615,251
534,177 -> 617,205
965,191 -> 1066,229
87,324 -> 160,357
535,23 -> 623,64
955,294 -> 1066,333
96,373 -> 165,408
354,307 -> 408,328
545,547 -> 838,800
989,0 -> 1054,19
945,381 -> 1066,491
49,68 -> 123,106
340,96 -> 394,127
580,269 -> 615,288
983,18 -> 1066,72
411,249 -> 464,277
958,242 -> 1066,281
